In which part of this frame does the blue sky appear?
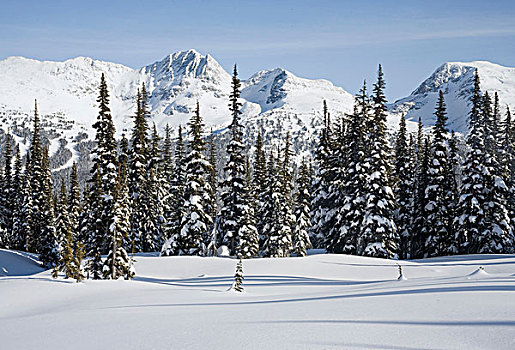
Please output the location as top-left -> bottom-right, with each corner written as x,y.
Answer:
1,0 -> 514,100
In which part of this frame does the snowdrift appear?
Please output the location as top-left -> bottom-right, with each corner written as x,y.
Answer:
0,249 -> 43,276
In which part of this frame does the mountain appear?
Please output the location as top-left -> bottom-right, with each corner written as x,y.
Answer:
0,49 -> 355,180
0,51 -> 514,182
391,61 -> 515,133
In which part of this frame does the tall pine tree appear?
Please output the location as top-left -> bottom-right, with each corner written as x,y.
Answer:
423,90 -> 455,257
177,102 -> 213,255
360,66 -> 398,258
220,65 -> 257,258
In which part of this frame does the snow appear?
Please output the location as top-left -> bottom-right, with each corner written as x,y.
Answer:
1,53 -> 514,174
1,251 -> 515,349
0,249 -> 43,276
0,49 -> 418,170
392,61 -> 515,133
467,266 -> 490,279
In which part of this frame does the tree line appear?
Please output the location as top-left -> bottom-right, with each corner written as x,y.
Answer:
312,67 -> 514,259
0,65 -> 513,281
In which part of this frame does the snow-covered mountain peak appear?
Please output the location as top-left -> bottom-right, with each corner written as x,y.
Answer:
242,68 -> 290,111
411,62 -> 475,96
4,50 -> 513,181
121,49 -> 234,131
242,67 -> 354,115
392,60 -> 515,133
143,49 -> 229,84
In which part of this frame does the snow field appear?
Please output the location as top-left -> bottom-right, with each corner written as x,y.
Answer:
1,252 -> 515,349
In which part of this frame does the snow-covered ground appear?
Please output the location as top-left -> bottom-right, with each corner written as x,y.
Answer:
1,250 -> 514,349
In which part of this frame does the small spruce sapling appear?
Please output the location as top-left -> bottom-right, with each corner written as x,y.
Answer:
396,263 -> 406,280
233,258 -> 244,292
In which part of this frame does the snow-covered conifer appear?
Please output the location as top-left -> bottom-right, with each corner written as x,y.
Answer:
233,258 -> 244,292
253,132 -> 268,250
361,66 -> 398,258
310,101 -> 333,248
293,158 -> 313,257
328,85 -> 369,255
177,102 -> 213,255
37,147 -> 59,268
68,163 -> 81,242
161,125 -> 186,256
393,115 -> 414,259
11,145 -> 28,251
423,90 -> 455,257
128,87 -> 151,252
103,163 -> 134,279
479,92 -> 513,253
220,65 -> 258,257
0,132 -> 14,246
455,70 -> 489,254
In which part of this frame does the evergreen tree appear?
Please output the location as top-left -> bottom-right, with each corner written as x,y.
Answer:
253,132 -> 268,250
220,65 -> 257,257
265,140 -> 294,258
25,101 -> 58,267
77,182 -> 90,247
310,100 -> 333,248
92,73 -> 118,203
411,121 -> 431,258
68,163 -> 81,242
26,101 -> 42,253
162,124 -> 174,182
128,87 -> 151,252
0,167 -> 5,248
455,70 -> 489,254
139,123 -> 165,252
85,164 -> 105,279
37,147 -> 59,268
54,178 -> 76,279
260,151 -> 279,256
118,134 -> 131,249
103,163 -> 134,279
448,131 -> 462,198
393,115 -> 414,259
232,258 -> 244,292
447,130 -> 461,247
328,86 -> 369,255
277,134 -> 295,257
119,134 -> 130,183
0,132 -> 14,246
361,66 -> 398,258
326,112 -> 349,252
161,125 -> 186,256
480,92 -> 513,253
177,102 -> 213,255
293,158 -> 313,256
238,155 -> 259,258
501,107 -> 515,230
11,145 -> 27,250
206,128 -> 218,235
84,74 -> 119,277
55,178 -> 70,249
54,227 -> 75,279
423,90 -> 455,257
73,241 -> 86,282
